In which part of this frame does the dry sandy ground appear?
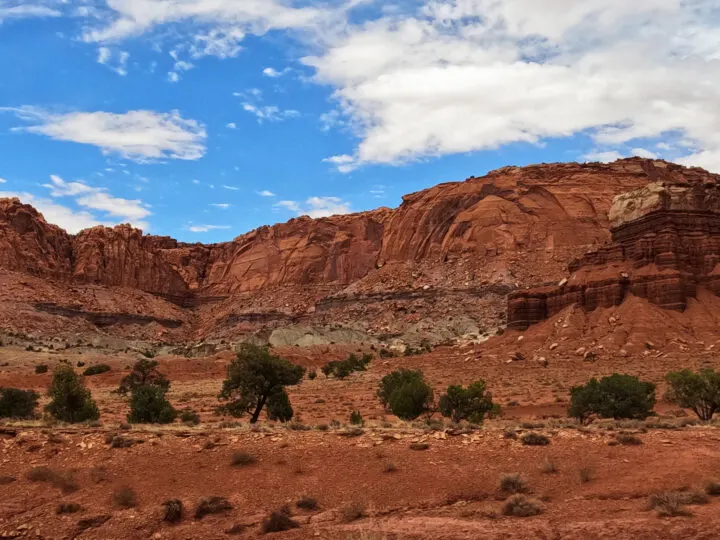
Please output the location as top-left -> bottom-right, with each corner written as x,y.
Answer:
1,335 -> 720,539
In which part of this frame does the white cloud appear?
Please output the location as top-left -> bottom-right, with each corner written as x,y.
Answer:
188,224 -> 231,233
257,190 -> 275,197
40,174 -> 151,228
0,177 -> 6,184
275,196 -> 351,218
97,47 -> 129,76
263,67 -> 289,78
0,191 -> 104,233
167,71 -> 180,83
222,184 -> 239,191
192,179 -> 200,184
302,0 -> 720,172
583,150 -> 625,163
242,103 -> 299,123
3,107 -> 206,162
226,122 -> 237,129
210,203 -> 231,209
0,3 -> 61,22
631,147 -> 659,159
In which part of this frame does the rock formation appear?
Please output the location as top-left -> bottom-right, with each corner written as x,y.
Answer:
1,157 -> 717,342
508,163 -> 720,330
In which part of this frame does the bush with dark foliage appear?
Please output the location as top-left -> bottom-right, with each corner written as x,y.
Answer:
0,387 -> 39,419
195,496 -> 232,519
266,389 -> 294,422
378,369 -> 434,420
321,353 -> 372,379
45,365 -> 100,423
83,364 -> 111,376
127,385 -> 177,424
665,368 -> 720,421
569,374 -> 656,424
439,380 -> 499,423
162,499 -> 183,523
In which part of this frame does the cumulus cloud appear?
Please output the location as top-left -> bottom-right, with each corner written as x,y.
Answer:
188,224 -> 231,233
0,191 -> 104,233
0,177 -> 6,184
0,2 -> 61,22
257,190 -> 275,197
226,122 -> 237,129
3,107 -> 206,162
302,0 -> 720,172
275,196 -> 351,218
583,150 -> 625,163
262,67 -> 290,78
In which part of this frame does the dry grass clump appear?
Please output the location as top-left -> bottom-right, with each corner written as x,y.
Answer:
113,486 -> 137,508
502,495 -> 543,517
341,501 -> 366,522
540,458 -> 558,474
647,490 -> 709,517
161,499 -> 183,523
705,481 -> 720,496
261,508 -> 300,534
231,451 -> 257,467
195,496 -> 233,519
296,495 -> 319,511
409,442 -> 429,451
26,467 -> 79,493
56,502 -> 82,514
616,433 -> 643,445
499,473 -> 528,494
383,461 -> 398,473
521,432 -> 550,446
578,467 -> 593,484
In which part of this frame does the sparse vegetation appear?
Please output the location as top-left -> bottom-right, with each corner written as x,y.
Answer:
26,467 -> 78,493
349,410 -> 364,426
218,344 -> 305,424
341,501 -> 366,522
378,369 -> 433,420
521,432 -> 550,446
578,467 -> 593,484
665,368 -> 720,421
502,495 -> 543,517
45,364 -> 100,423
296,495 -> 319,510
179,408 -> 200,425
569,374 -> 656,424
383,461 -> 398,473
616,433 -> 643,445
705,481 -> 720,496
35,364 -> 48,374
113,486 -> 137,508
231,451 -> 257,467
308,370 -> 317,380
322,353 -> 372,379
117,359 -> 169,396
0,387 -> 39,419
540,458 -> 558,474
127,384 -> 177,424
83,364 -> 111,376
56,502 -> 82,514
161,499 -> 184,523
646,491 -> 707,517
261,508 -> 300,534
438,380 -> 499,423
195,496 -> 233,519
409,442 -> 429,451
499,473 -> 528,494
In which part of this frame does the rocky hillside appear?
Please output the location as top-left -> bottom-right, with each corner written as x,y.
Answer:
0,158 -> 714,345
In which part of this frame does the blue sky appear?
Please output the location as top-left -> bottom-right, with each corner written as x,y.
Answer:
0,1 -> 719,241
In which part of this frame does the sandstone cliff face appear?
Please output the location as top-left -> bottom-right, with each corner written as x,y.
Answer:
508,167 -> 720,330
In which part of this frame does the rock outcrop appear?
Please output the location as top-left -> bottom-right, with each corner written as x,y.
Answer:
1,157 -> 718,342
508,165 -> 720,330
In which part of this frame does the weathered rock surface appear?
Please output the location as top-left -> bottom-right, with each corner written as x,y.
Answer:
1,158 -> 717,342
508,168 -> 720,330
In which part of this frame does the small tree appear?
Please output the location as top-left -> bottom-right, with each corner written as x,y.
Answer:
127,385 -> 177,424
266,389 -> 294,422
0,388 -> 39,419
45,364 -> 100,423
117,359 -> 169,396
569,373 -> 655,424
439,380 -> 499,423
218,344 -> 305,424
666,368 -> 720,421
378,369 -> 433,420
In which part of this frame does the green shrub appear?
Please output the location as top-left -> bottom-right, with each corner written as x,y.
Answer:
438,380 -> 499,423
0,388 -> 39,419
45,364 -> 100,423
308,370 -> 317,380
665,368 -> 720,421
180,408 -> 200,425
117,359 -> 169,396
569,374 -> 656,424
349,410 -> 364,426
83,364 -> 111,376
321,353 -> 372,379
127,385 -> 176,424
521,432 -> 550,446
266,389 -> 294,422
35,364 -> 48,374
378,369 -> 434,421
218,344 -> 304,423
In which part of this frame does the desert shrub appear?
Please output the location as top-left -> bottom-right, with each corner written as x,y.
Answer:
45,364 -> 100,423
647,492 -> 697,517
499,473 -> 528,494
262,509 -> 300,534
665,368 -> 720,421
113,486 -> 137,508
231,451 -> 257,467
379,348 -> 394,358
409,442 -> 429,451
578,467 -> 593,484
218,344 -> 304,424
705,481 -> 720,496
296,496 -> 319,510
180,408 -> 200,425
0,387 -> 39,418
0,475 -> 16,485
56,502 -> 82,514
266,389 -> 294,422
77,361 -> 85,368
540,458 -> 558,474
35,364 -> 48,374
438,380 -> 499,423
616,433 -> 643,445
83,364 -> 111,376
195,496 -> 232,519
162,499 -> 183,523
341,502 -> 366,522
569,374 -> 656,423
27,467 -> 78,493
117,359 -> 169,396
308,370 -> 317,380
502,495 -> 543,517
383,461 -> 398,473
127,385 -> 177,424
322,353 -> 372,379
378,369 -> 433,420
521,432 -> 550,446
349,410 -> 364,426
